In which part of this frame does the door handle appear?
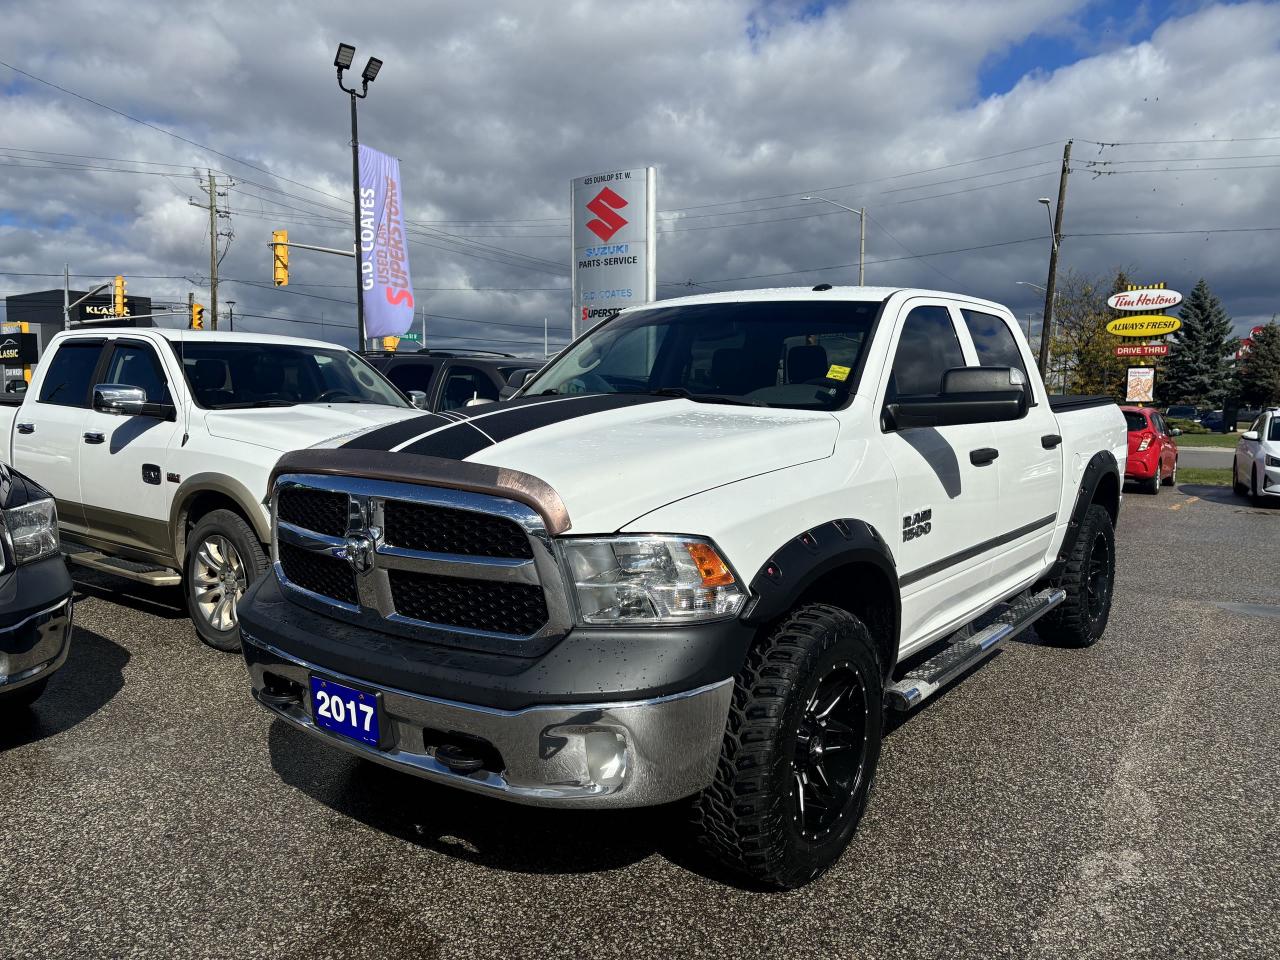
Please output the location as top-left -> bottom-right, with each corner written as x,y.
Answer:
1041,434 -> 1063,449
16,422 -> 34,435
83,432 -> 105,445
970,447 -> 999,466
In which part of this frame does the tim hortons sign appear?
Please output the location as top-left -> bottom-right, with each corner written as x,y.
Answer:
1106,284 -> 1183,312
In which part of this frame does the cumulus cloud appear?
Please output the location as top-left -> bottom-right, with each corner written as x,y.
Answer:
1,0 -> 1277,353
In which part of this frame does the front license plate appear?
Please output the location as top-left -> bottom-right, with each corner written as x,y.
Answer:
309,675 -> 382,748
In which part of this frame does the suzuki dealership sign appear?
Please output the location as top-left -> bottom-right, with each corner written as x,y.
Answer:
571,167 -> 656,338
358,145 -> 415,339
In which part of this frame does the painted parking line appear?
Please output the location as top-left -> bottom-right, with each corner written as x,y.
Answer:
1169,496 -> 1201,512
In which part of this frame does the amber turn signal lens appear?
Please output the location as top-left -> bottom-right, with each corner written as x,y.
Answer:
685,542 -> 736,587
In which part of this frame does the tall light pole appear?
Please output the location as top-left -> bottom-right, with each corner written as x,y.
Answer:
335,42 -> 383,351
802,196 -> 866,285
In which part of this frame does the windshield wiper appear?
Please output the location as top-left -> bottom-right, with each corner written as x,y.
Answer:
651,387 -> 767,407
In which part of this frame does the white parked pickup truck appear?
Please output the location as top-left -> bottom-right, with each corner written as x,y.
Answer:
237,286 -> 1127,888
0,329 -> 420,650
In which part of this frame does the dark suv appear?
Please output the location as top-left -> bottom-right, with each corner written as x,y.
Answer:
0,461 -> 73,711
363,351 -> 540,412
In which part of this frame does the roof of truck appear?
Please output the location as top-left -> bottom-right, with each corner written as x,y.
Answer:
624,285 -> 1010,313
54,328 -> 343,351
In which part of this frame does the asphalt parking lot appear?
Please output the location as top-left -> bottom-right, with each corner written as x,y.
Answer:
3,486 -> 1278,960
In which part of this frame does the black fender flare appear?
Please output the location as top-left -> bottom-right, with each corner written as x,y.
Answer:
1048,449 -> 1121,581
741,519 -> 900,672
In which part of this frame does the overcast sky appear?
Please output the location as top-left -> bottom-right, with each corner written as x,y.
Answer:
2,0 -> 1278,355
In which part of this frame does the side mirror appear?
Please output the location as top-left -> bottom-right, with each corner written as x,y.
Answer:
93,383 -> 147,416
500,368 -> 534,400
1170,427 -> 1182,436
92,383 -> 177,421
1242,430 -> 1260,442
406,390 -> 429,410
885,366 -> 1028,430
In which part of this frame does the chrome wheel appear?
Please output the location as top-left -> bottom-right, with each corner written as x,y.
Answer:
790,662 -> 870,841
191,535 -> 246,632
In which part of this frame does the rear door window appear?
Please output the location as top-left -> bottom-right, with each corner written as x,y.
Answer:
37,340 -> 105,407
960,309 -> 1030,380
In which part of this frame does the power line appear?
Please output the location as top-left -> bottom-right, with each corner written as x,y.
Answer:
1082,135 -> 1280,148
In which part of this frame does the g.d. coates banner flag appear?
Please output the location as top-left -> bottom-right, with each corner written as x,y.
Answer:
358,144 -> 415,338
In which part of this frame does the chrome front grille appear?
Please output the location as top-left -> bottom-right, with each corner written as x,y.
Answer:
272,474 -> 569,647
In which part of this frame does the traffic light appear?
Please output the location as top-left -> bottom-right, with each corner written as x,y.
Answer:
113,275 -> 127,315
191,302 -> 205,330
272,230 -> 289,287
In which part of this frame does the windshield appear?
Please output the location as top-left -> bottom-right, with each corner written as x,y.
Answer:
173,342 -> 409,410
523,300 -> 882,410
1124,411 -> 1149,432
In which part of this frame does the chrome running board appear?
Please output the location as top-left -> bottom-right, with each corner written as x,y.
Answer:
886,588 -> 1066,711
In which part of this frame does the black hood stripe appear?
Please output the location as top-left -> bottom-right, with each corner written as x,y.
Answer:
344,392 -> 673,458
341,412 -> 460,452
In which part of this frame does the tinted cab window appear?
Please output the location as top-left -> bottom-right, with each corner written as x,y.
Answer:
37,340 -> 104,407
440,365 -> 500,410
102,342 -> 171,403
385,361 -> 435,395
887,305 -> 965,400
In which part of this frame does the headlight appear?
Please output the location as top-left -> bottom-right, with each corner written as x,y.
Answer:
4,498 -> 60,566
1267,454 -> 1280,468
560,535 -> 746,625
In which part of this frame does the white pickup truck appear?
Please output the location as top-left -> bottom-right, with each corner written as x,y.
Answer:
237,285 -> 1127,888
0,329 -> 420,650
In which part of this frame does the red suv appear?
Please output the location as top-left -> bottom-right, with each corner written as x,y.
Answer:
1122,405 -> 1179,494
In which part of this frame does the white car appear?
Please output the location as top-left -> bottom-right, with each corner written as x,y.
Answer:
0,329 -> 422,650
1234,407 -> 1280,502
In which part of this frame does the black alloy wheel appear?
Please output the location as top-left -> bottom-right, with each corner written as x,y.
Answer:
791,663 -> 871,842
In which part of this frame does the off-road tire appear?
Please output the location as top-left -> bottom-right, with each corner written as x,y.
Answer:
691,604 -> 883,889
1037,503 -> 1116,648
185,509 -> 268,652
0,678 -> 49,712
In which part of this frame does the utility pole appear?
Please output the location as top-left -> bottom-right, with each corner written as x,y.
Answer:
226,301 -> 235,332
191,172 -> 231,331
1038,140 -> 1072,377
63,263 -> 69,332
207,171 -> 218,329
544,317 -> 548,358
188,291 -> 194,329
858,208 -> 866,286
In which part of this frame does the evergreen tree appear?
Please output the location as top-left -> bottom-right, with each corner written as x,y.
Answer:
1238,319 -> 1280,407
1162,279 -> 1236,406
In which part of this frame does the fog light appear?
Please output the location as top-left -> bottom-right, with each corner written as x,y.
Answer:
584,731 -> 628,789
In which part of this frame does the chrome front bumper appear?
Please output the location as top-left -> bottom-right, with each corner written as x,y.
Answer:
242,631 -> 733,808
0,598 -> 73,693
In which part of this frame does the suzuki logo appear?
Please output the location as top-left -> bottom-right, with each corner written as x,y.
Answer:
344,526 -> 380,575
585,187 -> 628,242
